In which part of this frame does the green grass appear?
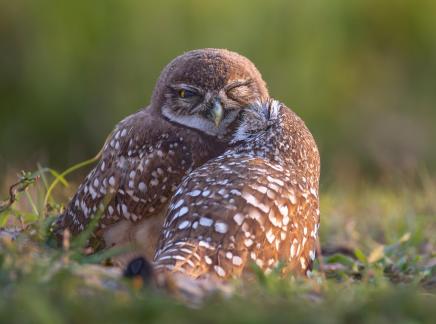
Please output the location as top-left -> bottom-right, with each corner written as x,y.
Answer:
0,167 -> 435,324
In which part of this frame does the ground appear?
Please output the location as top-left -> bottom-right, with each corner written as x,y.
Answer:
0,168 -> 435,324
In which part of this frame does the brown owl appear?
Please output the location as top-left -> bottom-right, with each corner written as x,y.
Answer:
154,100 -> 320,280
53,49 -> 269,264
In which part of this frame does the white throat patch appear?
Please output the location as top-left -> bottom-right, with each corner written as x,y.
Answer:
162,105 -> 239,139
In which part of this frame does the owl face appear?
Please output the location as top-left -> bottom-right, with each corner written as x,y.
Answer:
161,79 -> 261,139
155,49 -> 269,139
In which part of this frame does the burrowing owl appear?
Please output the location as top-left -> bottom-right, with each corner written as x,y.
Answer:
53,49 -> 269,263
154,100 -> 320,279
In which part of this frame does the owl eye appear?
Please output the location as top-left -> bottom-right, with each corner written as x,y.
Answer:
179,89 -> 196,98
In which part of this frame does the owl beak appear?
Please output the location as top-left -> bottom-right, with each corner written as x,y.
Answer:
210,99 -> 224,127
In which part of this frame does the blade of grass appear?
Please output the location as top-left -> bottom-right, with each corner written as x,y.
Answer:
47,169 -> 69,187
43,150 -> 103,206
24,191 -> 39,216
0,211 -> 9,227
36,164 -> 50,190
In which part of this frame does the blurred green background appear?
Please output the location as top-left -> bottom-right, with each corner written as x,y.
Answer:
1,0 -> 436,184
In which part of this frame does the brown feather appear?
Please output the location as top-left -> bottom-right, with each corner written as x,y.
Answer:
155,100 -> 320,279
52,49 -> 270,263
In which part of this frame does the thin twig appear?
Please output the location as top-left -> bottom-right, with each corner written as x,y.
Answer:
0,172 -> 39,214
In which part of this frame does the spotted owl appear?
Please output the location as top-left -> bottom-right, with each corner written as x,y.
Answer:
154,100 -> 320,280
53,49 -> 269,264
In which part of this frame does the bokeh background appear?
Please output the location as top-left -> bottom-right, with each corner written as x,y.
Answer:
1,0 -> 436,185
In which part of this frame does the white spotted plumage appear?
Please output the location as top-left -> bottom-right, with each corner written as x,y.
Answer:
52,48 -> 270,264
154,100 -> 320,279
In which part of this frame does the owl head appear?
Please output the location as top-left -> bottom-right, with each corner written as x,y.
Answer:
231,99 -> 282,144
151,48 -> 269,139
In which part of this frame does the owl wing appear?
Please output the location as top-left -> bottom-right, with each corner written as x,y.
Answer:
53,108 -> 194,242
154,153 -> 320,279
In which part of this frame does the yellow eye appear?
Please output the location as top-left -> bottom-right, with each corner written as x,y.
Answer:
178,89 -> 196,98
